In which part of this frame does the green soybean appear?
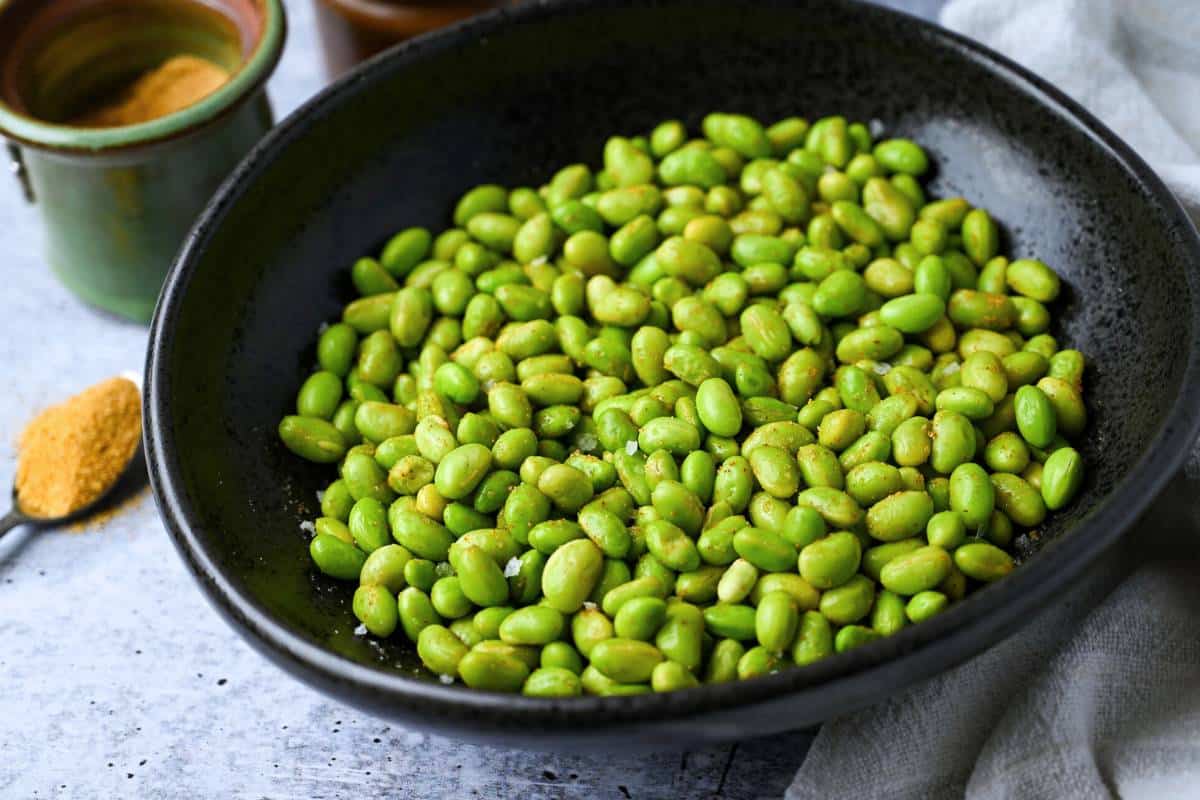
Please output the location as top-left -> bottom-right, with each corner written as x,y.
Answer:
1041,446 -> 1083,510
954,541 -> 1014,582
282,114 -> 1087,694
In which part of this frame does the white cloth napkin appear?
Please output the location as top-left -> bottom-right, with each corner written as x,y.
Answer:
789,2 -> 1200,797
940,0 -> 1200,220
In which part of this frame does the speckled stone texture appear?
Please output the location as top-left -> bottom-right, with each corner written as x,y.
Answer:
4,0 -> 1016,795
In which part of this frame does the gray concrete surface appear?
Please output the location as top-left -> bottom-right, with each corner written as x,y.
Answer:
0,1 -> 942,797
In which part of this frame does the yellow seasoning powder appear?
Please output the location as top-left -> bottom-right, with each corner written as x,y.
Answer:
71,55 -> 231,128
15,378 -> 143,519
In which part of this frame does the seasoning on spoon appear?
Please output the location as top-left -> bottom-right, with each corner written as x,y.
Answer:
15,377 -> 142,519
70,55 -> 231,128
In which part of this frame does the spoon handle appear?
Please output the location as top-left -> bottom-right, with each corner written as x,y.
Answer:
0,509 -> 24,539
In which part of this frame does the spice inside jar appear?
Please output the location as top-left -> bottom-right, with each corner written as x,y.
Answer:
70,55 -> 232,127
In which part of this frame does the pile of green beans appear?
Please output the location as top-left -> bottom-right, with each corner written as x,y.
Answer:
279,112 -> 1088,696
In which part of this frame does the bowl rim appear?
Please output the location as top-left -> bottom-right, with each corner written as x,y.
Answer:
146,0 -> 1200,729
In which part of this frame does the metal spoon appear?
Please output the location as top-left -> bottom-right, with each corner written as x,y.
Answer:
0,446 -> 146,540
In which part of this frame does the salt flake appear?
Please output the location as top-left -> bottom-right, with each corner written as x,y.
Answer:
625,440 -> 638,455
503,557 -> 522,577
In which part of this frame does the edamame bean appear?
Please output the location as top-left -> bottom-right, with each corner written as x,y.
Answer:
523,667 -> 583,697
1007,259 -> 1061,302
871,590 -> 908,635
309,534 -> 366,580
792,611 -> 833,665
797,528 -> 862,589
930,411 -> 976,474
953,541 -> 1014,582
880,545 -> 952,595
1014,385 -> 1057,448
874,138 -> 928,175
542,539 -> 604,613
590,638 -> 664,683
834,625 -> 882,653
865,491 -> 934,542
1037,377 -> 1087,439
949,463 -> 994,530
459,649 -> 530,692
732,526 -> 795,572
283,115 -> 1087,694
845,461 -> 904,506
695,378 -> 743,437
756,591 -> 800,653
819,575 -> 875,625
417,624 -> 469,676
1041,446 -> 1083,510
499,606 -> 565,645
279,416 -> 346,463
906,591 -> 949,623
925,511 -> 966,550
991,473 -> 1047,527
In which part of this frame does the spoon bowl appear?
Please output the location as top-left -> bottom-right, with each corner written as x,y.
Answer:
0,440 -> 147,538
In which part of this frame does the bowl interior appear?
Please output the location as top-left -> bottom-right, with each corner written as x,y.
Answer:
150,0 -> 1200,727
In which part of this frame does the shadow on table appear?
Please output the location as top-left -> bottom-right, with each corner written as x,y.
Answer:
0,444 -> 149,571
713,729 -> 816,799
380,727 -> 817,800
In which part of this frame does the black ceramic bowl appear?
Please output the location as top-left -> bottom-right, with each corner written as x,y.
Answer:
146,0 -> 1200,749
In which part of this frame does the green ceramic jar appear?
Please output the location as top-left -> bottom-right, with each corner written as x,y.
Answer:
0,0 -> 285,322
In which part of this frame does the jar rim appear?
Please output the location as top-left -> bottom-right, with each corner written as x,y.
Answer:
0,0 -> 286,153
319,0 -> 498,36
